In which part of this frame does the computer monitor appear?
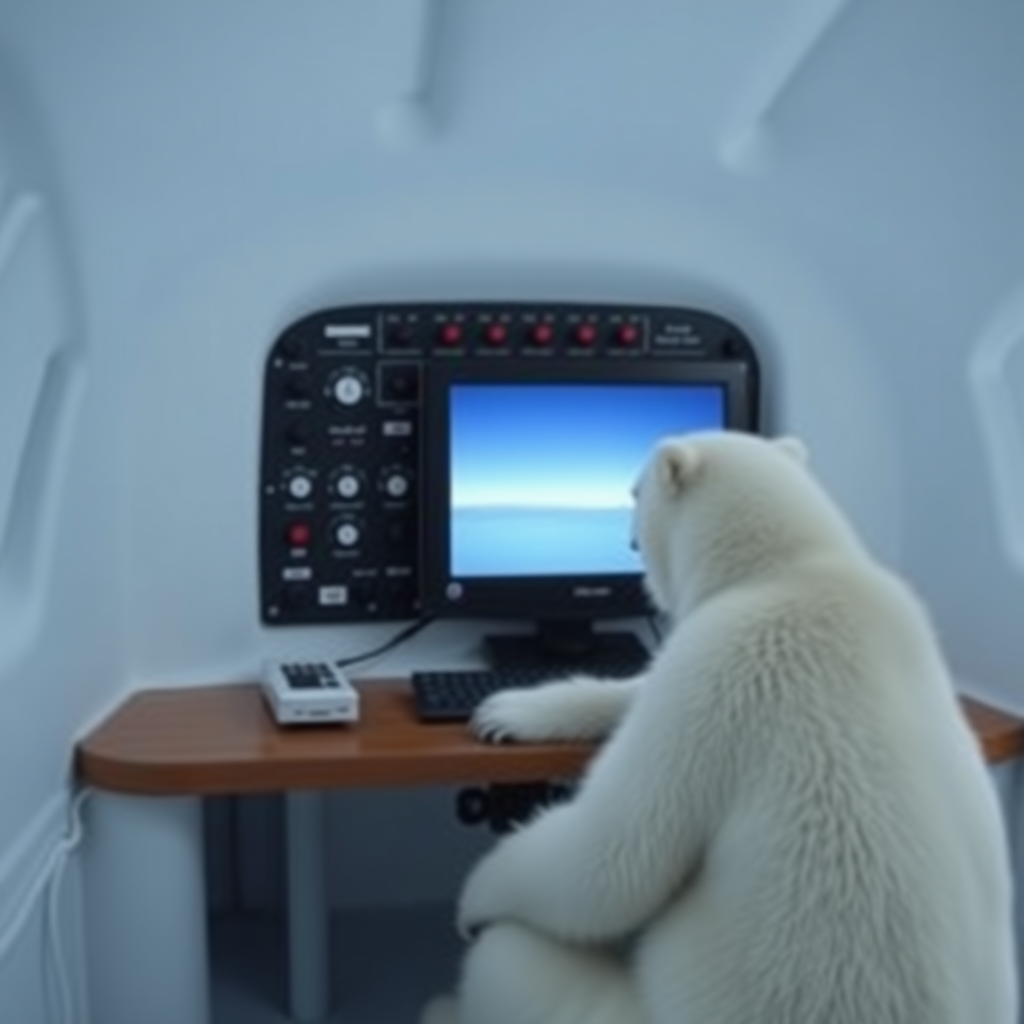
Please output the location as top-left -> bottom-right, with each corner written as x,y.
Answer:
421,357 -> 758,669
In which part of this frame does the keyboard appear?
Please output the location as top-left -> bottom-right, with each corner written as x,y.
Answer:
411,662 -> 640,723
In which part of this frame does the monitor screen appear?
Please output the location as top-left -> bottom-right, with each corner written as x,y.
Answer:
449,381 -> 724,578
422,357 -> 757,629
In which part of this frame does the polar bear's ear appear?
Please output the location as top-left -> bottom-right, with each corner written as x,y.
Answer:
773,435 -> 809,465
656,440 -> 703,495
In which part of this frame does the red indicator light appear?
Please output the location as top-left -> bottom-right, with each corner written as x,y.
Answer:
287,522 -> 312,547
531,323 -> 554,345
485,323 -> 508,345
617,323 -> 640,345
439,323 -> 462,346
575,323 -> 598,346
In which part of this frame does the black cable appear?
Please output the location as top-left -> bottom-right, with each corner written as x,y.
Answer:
646,614 -> 663,647
335,615 -> 436,670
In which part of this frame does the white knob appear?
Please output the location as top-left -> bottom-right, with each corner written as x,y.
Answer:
385,474 -> 409,498
335,523 -> 360,547
288,475 -> 313,500
336,474 -> 360,499
333,374 -> 364,406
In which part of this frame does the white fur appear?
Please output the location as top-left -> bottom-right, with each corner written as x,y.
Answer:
423,431 -> 1018,1024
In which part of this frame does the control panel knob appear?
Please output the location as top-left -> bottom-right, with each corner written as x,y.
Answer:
279,335 -> 307,360
386,323 -> 416,349
381,469 -> 412,499
332,371 -> 366,406
284,375 -> 313,400
386,474 -> 409,499
336,473 -> 361,499
380,364 -> 420,403
335,523 -> 360,547
386,518 -> 410,544
287,474 -> 314,500
285,421 -> 311,447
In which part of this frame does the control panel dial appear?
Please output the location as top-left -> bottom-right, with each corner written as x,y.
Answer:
331,466 -> 365,501
283,374 -> 313,401
335,522 -> 361,548
328,367 -> 370,407
282,468 -> 317,503
380,465 -> 413,501
287,474 -> 314,501
284,421 -> 312,449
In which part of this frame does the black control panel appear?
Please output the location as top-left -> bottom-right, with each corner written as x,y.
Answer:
259,301 -> 760,625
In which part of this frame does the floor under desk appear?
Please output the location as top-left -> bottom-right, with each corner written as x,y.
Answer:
212,902 -> 460,1024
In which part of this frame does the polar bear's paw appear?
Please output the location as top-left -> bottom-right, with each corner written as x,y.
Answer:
471,687 -> 552,743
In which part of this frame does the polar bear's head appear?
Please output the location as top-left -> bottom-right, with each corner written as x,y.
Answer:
631,431 -> 863,617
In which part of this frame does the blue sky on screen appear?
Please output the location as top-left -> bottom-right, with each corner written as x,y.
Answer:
450,383 -> 725,510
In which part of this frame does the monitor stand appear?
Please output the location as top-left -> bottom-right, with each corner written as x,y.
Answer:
483,619 -> 649,677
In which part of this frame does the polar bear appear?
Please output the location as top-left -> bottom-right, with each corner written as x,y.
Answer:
421,431 -> 1018,1024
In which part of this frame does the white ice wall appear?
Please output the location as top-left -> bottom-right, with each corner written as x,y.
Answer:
1,0 -> 1023,1011
0,38 -> 122,1021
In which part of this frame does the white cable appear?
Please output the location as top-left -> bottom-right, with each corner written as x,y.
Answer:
0,788 -> 91,1024
0,835 -> 63,964
46,855 -> 71,1024
45,789 -> 90,1024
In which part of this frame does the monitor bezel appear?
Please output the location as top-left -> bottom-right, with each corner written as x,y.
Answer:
420,357 -> 757,621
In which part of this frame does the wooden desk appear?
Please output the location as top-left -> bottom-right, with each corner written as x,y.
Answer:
74,682 -> 1024,1024
77,682 -> 1024,796
74,680 -> 600,1024
76,682 -> 594,795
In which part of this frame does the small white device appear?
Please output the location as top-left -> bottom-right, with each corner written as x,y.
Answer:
260,659 -> 361,725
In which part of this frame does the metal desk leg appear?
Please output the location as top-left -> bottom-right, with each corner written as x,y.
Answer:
286,790 -> 330,1022
990,760 -> 1024,985
84,793 -> 210,1024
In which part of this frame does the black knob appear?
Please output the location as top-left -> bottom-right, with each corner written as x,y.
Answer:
386,519 -> 409,544
391,373 -> 416,400
386,325 -> 416,349
456,788 -> 490,826
285,421 -> 311,447
284,375 -> 312,400
280,334 -> 307,359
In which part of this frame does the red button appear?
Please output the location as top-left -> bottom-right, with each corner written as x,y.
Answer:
575,323 -> 598,346
439,323 -> 462,346
617,323 -> 640,345
485,323 -> 508,345
531,323 -> 554,345
287,522 -> 312,547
